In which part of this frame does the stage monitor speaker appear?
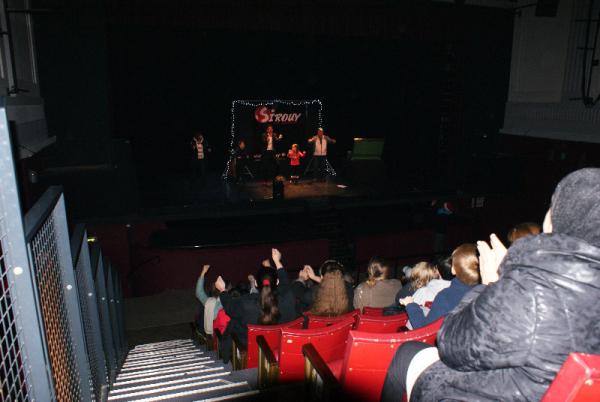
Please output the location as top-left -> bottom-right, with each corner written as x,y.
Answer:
273,176 -> 284,199
351,138 -> 384,160
536,0 -> 559,17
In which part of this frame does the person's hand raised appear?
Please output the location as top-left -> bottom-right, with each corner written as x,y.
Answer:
272,248 -> 282,262
304,265 -> 321,283
272,248 -> 284,269
215,276 -> 226,292
201,264 -> 210,276
477,233 -> 508,285
298,267 -> 309,281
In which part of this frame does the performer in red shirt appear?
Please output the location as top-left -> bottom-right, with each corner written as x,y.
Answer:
287,143 -> 306,184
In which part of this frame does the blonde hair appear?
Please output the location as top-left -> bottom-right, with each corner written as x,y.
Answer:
365,257 -> 390,287
507,222 -> 541,244
452,244 -> 480,286
409,261 -> 440,291
310,270 -> 350,316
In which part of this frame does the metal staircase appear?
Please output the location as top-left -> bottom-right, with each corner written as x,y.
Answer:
108,339 -> 259,401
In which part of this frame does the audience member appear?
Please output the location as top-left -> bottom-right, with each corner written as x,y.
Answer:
382,168 -> 600,402
194,264 -> 223,335
297,261 -> 354,313
217,248 -> 299,362
407,261 -> 449,307
385,261 -> 443,316
353,257 -> 402,310
309,267 -> 351,317
507,221 -> 541,244
399,244 -> 479,329
434,255 -> 454,280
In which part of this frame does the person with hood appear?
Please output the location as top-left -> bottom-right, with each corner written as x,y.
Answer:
382,168 -> 600,402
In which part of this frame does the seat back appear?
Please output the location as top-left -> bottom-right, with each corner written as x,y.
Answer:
339,317 -> 444,402
246,317 -> 304,368
362,307 -> 384,316
305,309 -> 360,329
279,317 -> 355,383
541,353 -> 600,402
355,313 -> 409,333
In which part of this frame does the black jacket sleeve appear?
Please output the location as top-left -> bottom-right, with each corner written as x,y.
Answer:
437,270 -> 537,371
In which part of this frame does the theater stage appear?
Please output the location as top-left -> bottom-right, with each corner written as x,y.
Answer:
231,179 -> 357,201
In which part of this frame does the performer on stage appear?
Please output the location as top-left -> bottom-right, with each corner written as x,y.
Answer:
233,140 -> 251,183
261,125 -> 283,182
287,143 -> 306,184
190,132 -> 211,186
307,127 -> 336,182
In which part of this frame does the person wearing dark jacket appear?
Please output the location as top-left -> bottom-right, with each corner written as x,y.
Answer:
217,248 -> 299,363
399,244 -> 480,329
382,168 -> 600,402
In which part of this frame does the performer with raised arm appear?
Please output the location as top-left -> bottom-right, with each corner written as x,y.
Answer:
261,125 -> 283,183
307,127 -> 336,182
190,132 -> 211,187
287,143 -> 306,184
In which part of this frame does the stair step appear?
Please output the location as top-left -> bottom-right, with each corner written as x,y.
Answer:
129,342 -> 195,354
123,350 -> 206,366
131,339 -> 193,351
110,371 -> 232,396
108,379 -> 251,401
125,347 -> 199,361
119,356 -> 212,374
113,367 -> 227,388
117,361 -> 218,381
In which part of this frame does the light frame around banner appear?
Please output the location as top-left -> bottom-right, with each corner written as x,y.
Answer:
222,99 -> 324,179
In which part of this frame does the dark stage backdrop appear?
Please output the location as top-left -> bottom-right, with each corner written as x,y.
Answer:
229,99 -> 322,156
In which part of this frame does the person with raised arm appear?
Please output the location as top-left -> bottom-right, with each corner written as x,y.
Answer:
306,128 -> 336,182
287,143 -> 306,184
194,264 -> 223,336
217,248 -> 300,363
261,125 -> 283,182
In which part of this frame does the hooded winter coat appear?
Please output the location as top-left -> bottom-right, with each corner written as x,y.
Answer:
411,233 -> 600,401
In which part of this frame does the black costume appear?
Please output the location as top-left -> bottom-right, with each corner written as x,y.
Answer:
261,132 -> 282,181
233,146 -> 251,182
219,269 -> 299,362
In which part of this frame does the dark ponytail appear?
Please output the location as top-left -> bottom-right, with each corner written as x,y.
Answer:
256,268 -> 280,325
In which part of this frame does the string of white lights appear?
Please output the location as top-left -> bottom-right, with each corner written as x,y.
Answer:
222,99 -> 324,178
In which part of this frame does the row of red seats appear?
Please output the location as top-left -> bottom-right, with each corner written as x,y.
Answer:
242,309 -> 408,370
223,307 -> 600,401
231,308 -> 430,399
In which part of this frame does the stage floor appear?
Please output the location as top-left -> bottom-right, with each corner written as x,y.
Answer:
234,179 -> 357,201
135,169 -> 421,218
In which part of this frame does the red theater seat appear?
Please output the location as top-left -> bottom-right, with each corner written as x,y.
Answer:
362,306 -> 384,316
305,309 -> 360,329
242,317 -> 304,369
257,317 -> 355,388
303,317 -> 444,402
541,353 -> 600,402
355,313 -> 409,333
